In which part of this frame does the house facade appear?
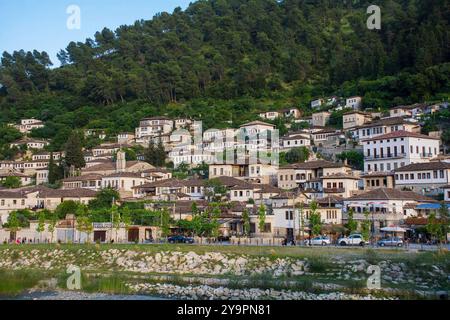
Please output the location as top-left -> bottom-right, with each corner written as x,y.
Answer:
363,131 -> 440,173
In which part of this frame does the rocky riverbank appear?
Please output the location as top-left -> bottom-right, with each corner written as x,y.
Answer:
0,245 -> 448,300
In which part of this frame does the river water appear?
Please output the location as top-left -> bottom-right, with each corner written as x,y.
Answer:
5,291 -> 167,300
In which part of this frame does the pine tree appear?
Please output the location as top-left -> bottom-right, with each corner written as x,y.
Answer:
64,132 -> 86,170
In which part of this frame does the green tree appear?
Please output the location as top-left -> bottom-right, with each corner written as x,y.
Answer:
155,137 -> 166,167
55,200 -> 80,219
64,132 -> 85,170
285,147 -> 310,164
111,205 -> 121,242
144,139 -> 156,165
0,176 -> 21,189
308,200 -> 322,237
7,211 -> 21,235
36,210 -> 46,242
76,204 -> 93,243
88,188 -> 120,210
296,202 -> 306,240
242,208 -> 251,236
160,208 -> 171,238
337,151 -> 364,170
258,205 -> 266,233
361,209 -> 371,241
345,207 -> 358,235
48,152 -> 63,184
47,210 -> 59,243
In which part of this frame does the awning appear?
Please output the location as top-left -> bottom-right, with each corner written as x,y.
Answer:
415,203 -> 450,210
380,226 -> 407,232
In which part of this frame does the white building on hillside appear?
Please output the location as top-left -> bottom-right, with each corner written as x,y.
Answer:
363,131 -> 440,173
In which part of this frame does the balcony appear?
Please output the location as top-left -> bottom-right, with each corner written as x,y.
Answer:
323,188 -> 345,194
420,153 -> 433,158
365,153 -> 406,161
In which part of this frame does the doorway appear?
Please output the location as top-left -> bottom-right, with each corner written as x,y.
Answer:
128,228 -> 139,242
94,231 -> 106,243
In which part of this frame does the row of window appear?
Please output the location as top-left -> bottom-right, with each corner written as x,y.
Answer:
367,162 -> 405,172
396,170 -> 445,181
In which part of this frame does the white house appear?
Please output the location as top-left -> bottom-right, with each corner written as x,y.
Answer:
135,117 -> 174,141
13,119 -> 44,134
444,185 -> 450,202
311,99 -> 324,109
342,111 -> 372,130
363,131 -> 440,173
343,188 -> 436,233
311,112 -> 330,127
349,117 -> 420,142
280,133 -> 311,151
394,161 -> 450,196
346,96 -> 362,110
10,139 -> 49,150
258,111 -> 280,120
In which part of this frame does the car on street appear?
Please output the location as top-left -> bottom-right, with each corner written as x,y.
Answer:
305,236 -> 331,246
338,234 -> 366,246
377,237 -> 404,247
167,235 -> 195,244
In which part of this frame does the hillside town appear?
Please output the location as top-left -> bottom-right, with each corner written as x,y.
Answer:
1,97 -> 449,246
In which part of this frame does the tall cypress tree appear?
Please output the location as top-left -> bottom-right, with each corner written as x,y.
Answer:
64,132 -> 86,170
144,139 -> 156,165
156,138 -> 166,167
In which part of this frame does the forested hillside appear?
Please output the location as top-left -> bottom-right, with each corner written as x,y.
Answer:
0,0 -> 449,150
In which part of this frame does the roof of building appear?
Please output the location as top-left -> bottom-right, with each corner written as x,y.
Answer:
345,188 -> 435,202
355,117 -> 418,130
92,143 -> 132,150
38,188 -> 98,198
343,110 -> 370,116
391,103 -> 426,110
0,172 -> 32,178
239,121 -> 275,128
365,130 -> 439,141
62,174 -> 104,182
322,173 -> 361,180
280,159 -> 346,170
104,172 -> 146,178
395,161 -> 450,172
141,116 -> 172,121
0,191 -> 26,198
361,171 -> 395,177
83,161 -> 153,172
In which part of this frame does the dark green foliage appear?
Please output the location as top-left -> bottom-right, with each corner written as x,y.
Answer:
88,188 -> 120,210
285,146 -> 310,164
47,152 -> 64,184
337,150 -> 364,170
0,176 -> 21,189
64,131 -> 86,169
0,0 -> 449,152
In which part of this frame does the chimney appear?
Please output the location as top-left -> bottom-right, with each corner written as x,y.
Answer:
116,150 -> 126,172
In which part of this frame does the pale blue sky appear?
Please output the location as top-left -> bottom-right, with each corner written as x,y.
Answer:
0,0 -> 192,65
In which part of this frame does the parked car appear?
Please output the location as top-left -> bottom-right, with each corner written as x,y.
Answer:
305,236 -> 331,246
377,237 -> 404,247
168,235 -> 195,244
338,234 -> 365,246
